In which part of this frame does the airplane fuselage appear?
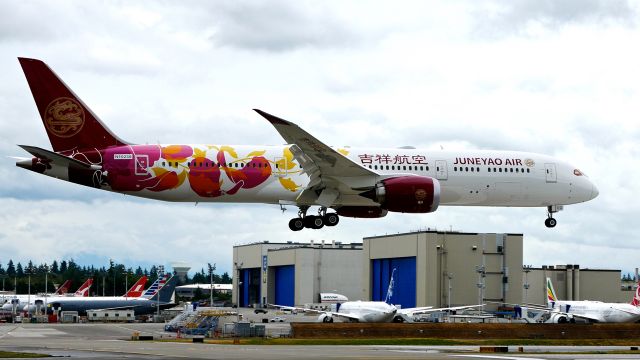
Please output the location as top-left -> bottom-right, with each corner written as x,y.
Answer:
337,301 -> 398,323
553,300 -> 640,323
20,144 -> 597,209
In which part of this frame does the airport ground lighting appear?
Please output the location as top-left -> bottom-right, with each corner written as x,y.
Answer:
523,265 -> 532,303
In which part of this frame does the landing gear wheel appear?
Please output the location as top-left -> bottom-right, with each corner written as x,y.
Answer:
323,213 -> 339,227
304,215 -> 324,229
289,218 -> 304,231
545,217 -> 557,228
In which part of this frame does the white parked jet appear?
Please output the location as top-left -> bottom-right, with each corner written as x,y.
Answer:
15,57 -> 598,230
538,277 -> 640,323
271,269 -> 481,323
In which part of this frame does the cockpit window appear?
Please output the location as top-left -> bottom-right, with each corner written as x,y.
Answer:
573,169 -> 586,176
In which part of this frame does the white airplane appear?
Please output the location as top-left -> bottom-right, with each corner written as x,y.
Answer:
1,278 -> 93,311
15,57 -> 598,230
271,269 -> 482,323
534,277 -> 640,323
4,274 -> 170,315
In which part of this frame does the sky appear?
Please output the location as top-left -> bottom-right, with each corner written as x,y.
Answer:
0,0 -> 639,277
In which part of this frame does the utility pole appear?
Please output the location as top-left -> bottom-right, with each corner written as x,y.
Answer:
208,263 -> 216,307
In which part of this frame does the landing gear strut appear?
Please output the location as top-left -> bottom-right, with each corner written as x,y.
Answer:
545,205 -> 562,228
288,206 -> 340,231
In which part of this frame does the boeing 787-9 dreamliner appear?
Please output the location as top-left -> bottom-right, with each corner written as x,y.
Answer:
15,58 -> 598,231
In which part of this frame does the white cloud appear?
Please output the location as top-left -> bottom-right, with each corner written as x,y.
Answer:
1,0 -> 639,277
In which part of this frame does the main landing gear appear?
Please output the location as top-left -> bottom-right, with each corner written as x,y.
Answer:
545,205 -> 562,228
288,206 -> 340,231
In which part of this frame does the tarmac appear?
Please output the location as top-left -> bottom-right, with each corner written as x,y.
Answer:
2,323 -> 640,359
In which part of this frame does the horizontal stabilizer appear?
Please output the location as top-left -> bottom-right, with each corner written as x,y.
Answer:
18,145 -> 92,169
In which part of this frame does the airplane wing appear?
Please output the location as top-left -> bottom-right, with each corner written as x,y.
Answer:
268,303 -> 361,321
399,304 -> 483,317
255,109 -> 378,207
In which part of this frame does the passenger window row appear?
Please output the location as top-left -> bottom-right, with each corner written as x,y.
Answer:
158,161 -> 270,169
366,165 -> 430,171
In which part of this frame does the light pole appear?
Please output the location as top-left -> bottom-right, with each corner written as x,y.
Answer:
44,264 -> 50,316
0,274 -> 7,291
208,263 -> 216,307
447,273 -> 454,308
26,266 -> 32,318
523,265 -> 532,304
475,265 -> 485,310
156,265 -> 164,319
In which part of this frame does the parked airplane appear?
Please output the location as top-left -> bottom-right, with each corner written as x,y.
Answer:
73,278 -> 93,297
15,274 -> 175,316
15,58 -> 599,230
125,276 -> 148,298
272,269 -> 481,323
52,280 -> 72,295
537,277 -> 640,323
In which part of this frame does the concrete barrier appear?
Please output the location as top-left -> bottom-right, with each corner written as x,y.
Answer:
290,323 -> 640,339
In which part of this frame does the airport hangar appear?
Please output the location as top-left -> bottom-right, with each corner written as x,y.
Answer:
232,230 -> 631,310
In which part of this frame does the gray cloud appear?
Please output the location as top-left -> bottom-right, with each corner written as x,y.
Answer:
203,1 -> 360,52
473,0 -> 637,38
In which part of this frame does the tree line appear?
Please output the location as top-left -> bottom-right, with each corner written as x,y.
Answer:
0,259 -> 231,296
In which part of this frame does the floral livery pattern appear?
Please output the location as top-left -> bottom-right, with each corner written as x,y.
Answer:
102,145 -> 301,197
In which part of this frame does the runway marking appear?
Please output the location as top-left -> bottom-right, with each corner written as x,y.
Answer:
451,355 -> 547,360
7,327 -> 68,338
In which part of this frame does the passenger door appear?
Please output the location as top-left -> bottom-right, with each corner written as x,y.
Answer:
435,160 -> 448,180
544,163 -> 557,183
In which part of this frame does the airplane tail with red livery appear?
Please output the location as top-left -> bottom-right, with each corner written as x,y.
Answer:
18,57 -> 128,153
74,278 -> 93,297
631,281 -> 640,307
53,279 -> 72,295
125,276 -> 148,298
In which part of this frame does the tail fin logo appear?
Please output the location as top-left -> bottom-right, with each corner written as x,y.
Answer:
44,97 -> 85,138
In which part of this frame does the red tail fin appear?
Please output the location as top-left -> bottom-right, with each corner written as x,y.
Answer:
18,57 -> 128,153
74,278 -> 93,297
53,279 -> 72,295
632,281 -> 640,307
125,276 -> 148,297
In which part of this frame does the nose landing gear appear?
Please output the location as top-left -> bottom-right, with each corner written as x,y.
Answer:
288,206 -> 340,231
545,205 -> 563,228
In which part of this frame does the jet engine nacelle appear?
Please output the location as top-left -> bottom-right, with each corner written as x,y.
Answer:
548,313 -> 575,323
318,313 -> 334,323
361,176 -> 440,213
336,206 -> 388,218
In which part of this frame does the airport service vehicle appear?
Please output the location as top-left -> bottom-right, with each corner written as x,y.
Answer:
15,58 -> 598,230
271,269 -> 481,323
524,278 -> 640,323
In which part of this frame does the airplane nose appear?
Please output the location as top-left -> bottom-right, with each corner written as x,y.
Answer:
590,182 -> 599,200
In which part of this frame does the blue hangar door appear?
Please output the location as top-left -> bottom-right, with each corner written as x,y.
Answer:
240,268 -> 261,307
371,257 -> 416,308
273,265 -> 295,306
